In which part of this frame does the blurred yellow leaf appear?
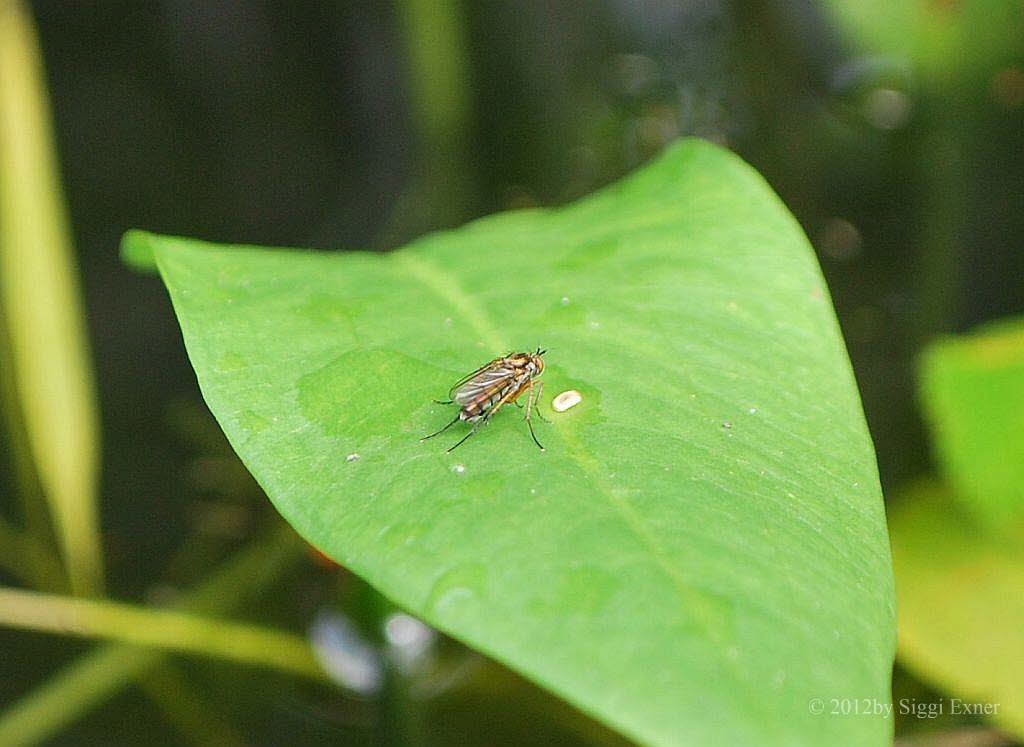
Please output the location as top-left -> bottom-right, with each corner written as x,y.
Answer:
890,480 -> 1024,737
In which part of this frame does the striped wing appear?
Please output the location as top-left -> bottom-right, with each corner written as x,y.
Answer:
450,363 -> 517,407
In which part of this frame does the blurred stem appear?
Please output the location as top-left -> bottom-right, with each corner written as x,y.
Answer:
138,663 -> 249,747
0,517 -> 65,590
387,0 -> 474,241
0,586 -> 326,680
0,522 -> 305,745
0,304 -> 63,593
0,646 -> 164,747
908,103 -> 965,341
0,0 -> 104,595
380,664 -> 428,747
397,0 -> 471,160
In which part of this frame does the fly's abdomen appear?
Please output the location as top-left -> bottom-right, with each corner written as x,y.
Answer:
461,377 -> 521,419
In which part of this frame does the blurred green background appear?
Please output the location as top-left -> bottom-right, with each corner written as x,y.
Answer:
1,0 -> 1022,744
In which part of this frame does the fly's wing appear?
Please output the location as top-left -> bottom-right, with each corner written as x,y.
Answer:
444,352 -> 518,400
450,362 -> 516,406
445,360 -> 494,398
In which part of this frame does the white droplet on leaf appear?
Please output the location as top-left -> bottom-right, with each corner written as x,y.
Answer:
552,390 -> 582,412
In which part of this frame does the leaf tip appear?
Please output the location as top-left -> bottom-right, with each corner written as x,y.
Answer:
120,229 -> 159,273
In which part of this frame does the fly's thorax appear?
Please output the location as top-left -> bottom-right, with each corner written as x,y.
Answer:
506,352 -> 545,376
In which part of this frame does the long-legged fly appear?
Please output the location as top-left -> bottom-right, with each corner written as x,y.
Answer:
422,348 -> 548,452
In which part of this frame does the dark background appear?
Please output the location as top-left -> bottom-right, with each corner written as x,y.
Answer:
2,0 -> 1022,743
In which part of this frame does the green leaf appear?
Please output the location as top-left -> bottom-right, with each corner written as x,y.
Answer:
123,139 -> 894,745
889,480 -> 1024,737
919,317 -> 1024,527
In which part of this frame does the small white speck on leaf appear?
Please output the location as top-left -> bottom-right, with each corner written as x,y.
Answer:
451,464 -> 465,474
561,296 -> 570,306
346,453 -> 360,462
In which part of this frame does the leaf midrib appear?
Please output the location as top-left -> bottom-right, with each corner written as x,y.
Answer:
395,248 -> 779,741
397,252 -> 737,635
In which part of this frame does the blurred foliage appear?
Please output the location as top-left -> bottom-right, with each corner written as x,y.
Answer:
823,0 -> 1023,84
0,0 -> 1021,743
919,317 -> 1024,528
889,317 -> 1024,742
889,479 -> 1024,739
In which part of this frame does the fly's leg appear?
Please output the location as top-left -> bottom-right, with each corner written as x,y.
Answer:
524,380 -> 545,451
530,380 -> 549,423
433,399 -> 454,405
525,380 -> 549,423
447,418 -> 485,452
421,413 -> 460,441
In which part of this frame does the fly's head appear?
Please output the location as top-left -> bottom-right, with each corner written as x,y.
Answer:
529,347 -> 546,377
